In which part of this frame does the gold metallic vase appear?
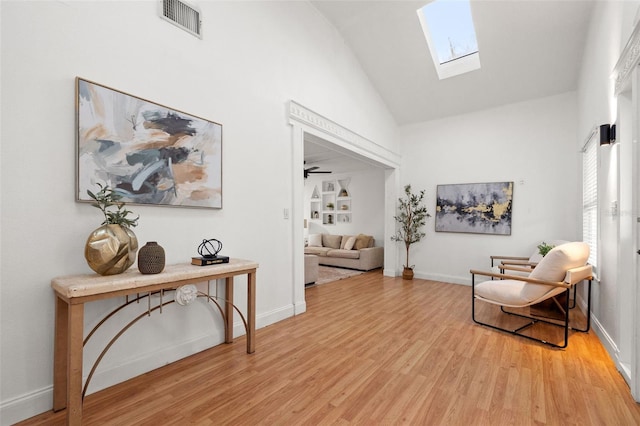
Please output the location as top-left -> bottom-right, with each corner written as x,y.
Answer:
85,224 -> 138,275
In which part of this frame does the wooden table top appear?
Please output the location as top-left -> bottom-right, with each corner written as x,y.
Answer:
51,258 -> 259,299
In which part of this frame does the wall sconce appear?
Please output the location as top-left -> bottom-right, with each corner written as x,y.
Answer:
600,123 -> 616,145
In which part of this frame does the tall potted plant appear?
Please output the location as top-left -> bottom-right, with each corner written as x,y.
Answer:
85,183 -> 139,275
391,185 -> 431,280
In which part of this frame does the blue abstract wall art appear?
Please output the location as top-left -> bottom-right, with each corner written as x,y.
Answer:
435,182 -> 513,235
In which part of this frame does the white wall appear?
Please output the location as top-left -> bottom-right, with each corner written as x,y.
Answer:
576,0 -> 624,353
0,1 -> 398,423
398,92 -> 580,284
576,0 -> 640,389
304,169 -> 385,243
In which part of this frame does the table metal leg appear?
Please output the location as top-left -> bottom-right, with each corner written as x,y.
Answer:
67,303 -> 84,425
225,277 -> 234,344
247,270 -> 256,354
53,296 -> 68,412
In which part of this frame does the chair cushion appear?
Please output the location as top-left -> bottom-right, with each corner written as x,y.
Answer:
476,279 -> 530,305
475,279 -> 565,306
528,252 -> 543,264
529,242 -> 589,282
523,241 -> 588,302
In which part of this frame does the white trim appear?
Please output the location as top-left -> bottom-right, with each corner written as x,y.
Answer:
291,123 -> 307,315
288,101 -> 401,169
415,270 -> 470,286
614,18 -> 640,95
288,101 -> 401,286
631,67 -> 640,401
0,386 -> 53,426
591,308 -> 625,372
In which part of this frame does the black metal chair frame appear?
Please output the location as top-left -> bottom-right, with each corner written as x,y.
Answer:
471,270 -> 592,349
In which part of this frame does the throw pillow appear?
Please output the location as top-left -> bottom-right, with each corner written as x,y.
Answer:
322,234 -> 342,249
354,234 -> 372,250
340,235 -> 355,249
344,236 -> 357,250
308,234 -> 322,247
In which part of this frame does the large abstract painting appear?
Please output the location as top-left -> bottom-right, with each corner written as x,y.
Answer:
435,182 -> 513,235
76,78 -> 222,209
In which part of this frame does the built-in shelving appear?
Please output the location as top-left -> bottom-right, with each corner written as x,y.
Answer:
309,179 -> 351,225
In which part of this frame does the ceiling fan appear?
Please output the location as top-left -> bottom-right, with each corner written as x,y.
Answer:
304,163 -> 332,179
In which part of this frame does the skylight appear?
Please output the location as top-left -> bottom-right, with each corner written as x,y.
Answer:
418,0 -> 480,79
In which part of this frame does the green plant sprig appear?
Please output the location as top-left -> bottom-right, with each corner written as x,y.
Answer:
537,242 -> 554,257
87,183 -> 139,228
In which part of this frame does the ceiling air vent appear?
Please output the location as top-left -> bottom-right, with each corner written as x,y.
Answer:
160,0 -> 202,39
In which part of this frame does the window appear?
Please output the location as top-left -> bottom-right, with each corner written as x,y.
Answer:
582,129 -> 598,270
417,0 -> 480,79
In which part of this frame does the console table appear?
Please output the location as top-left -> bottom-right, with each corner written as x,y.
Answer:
51,258 -> 258,425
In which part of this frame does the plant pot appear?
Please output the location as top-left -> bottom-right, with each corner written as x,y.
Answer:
85,224 -> 138,275
402,267 -> 414,280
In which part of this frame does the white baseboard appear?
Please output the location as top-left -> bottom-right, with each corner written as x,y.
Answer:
0,304 -> 295,426
589,309 -> 625,373
381,269 -> 470,285
574,291 -> 633,386
262,304 -> 295,326
414,270 -> 470,286
88,333 -> 225,394
294,300 -> 307,315
619,362 -> 632,385
0,385 -> 53,426
383,268 -> 397,277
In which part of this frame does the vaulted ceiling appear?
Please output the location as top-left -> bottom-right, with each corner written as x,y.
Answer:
311,0 -> 595,125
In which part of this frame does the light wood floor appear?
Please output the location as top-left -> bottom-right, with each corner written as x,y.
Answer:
20,271 -> 640,425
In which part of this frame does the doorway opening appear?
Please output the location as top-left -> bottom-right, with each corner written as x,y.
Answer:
289,101 -> 401,315
304,132 -> 386,241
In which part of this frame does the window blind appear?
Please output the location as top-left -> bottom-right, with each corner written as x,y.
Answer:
582,131 -> 598,269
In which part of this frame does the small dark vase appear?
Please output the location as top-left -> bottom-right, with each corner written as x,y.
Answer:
137,241 -> 165,274
402,267 -> 414,280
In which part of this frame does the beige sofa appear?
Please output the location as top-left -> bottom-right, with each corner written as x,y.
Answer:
304,233 -> 384,271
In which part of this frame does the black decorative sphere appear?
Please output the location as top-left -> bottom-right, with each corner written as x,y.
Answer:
198,239 -> 222,258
